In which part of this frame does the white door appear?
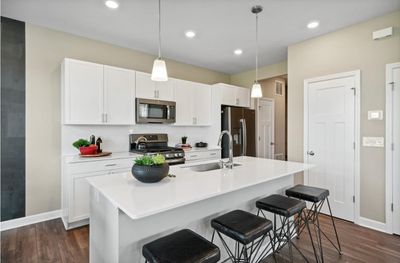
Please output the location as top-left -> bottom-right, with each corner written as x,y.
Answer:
64,59 -> 104,124
387,62 -> 400,235
305,72 -> 358,222
104,66 -> 136,124
136,71 -> 156,99
257,98 -> 275,159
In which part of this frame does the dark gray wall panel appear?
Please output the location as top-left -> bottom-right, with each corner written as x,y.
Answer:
1,17 -> 26,221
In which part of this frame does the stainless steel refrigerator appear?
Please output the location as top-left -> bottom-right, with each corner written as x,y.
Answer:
221,106 -> 256,158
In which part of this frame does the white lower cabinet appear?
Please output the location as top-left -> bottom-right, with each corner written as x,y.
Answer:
62,157 -> 134,229
185,149 -> 221,163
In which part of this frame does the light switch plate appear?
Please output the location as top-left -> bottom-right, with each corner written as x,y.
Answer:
363,137 -> 384,147
368,110 -> 383,120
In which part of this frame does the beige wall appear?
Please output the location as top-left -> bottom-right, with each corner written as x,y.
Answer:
288,11 -> 400,223
25,24 -> 229,215
230,61 -> 287,88
259,76 -> 287,160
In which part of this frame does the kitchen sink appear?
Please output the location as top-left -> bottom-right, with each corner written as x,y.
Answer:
188,162 -> 241,172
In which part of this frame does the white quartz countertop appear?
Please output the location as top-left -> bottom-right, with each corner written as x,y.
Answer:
65,152 -> 140,164
87,156 -> 312,220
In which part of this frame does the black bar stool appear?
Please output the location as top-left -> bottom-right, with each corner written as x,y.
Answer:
256,194 -> 318,263
286,184 -> 342,263
211,210 -> 276,263
142,229 -> 220,263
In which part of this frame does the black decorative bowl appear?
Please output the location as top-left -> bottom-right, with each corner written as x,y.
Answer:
131,163 -> 169,183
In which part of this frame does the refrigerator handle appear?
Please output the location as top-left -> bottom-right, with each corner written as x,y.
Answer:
242,119 -> 247,156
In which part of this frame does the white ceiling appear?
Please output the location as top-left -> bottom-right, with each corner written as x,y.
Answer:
2,0 -> 400,74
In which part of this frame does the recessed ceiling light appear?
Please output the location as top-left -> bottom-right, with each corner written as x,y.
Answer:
307,21 -> 319,29
105,0 -> 119,9
234,49 -> 243,55
185,31 -> 196,39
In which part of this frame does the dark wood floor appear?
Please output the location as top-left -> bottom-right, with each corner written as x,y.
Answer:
1,215 -> 399,263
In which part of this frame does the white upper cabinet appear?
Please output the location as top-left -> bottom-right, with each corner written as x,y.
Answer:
235,86 -> 251,107
193,82 -> 212,126
136,71 -> 174,101
213,83 -> 250,108
104,66 -> 136,124
63,59 -> 104,124
62,58 -> 136,125
174,79 -> 212,126
174,79 -> 194,125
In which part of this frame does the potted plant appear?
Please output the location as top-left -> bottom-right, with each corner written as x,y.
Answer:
131,154 -> 169,183
73,138 -> 97,155
181,136 -> 188,144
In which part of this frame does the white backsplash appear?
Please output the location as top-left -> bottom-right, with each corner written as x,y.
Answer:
62,124 -> 220,155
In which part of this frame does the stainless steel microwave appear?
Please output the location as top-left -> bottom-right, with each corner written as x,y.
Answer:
136,98 -> 176,124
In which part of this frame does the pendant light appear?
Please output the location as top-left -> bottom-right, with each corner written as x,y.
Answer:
250,5 -> 263,98
151,0 -> 168,81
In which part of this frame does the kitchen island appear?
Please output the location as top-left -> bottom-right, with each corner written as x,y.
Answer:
87,156 -> 312,263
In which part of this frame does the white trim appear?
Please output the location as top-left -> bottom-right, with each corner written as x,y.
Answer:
303,70 -> 361,224
256,98 -> 275,158
0,210 -> 62,231
385,62 -> 400,234
358,216 -> 387,233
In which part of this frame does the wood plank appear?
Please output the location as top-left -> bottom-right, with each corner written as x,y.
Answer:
1,216 -> 399,263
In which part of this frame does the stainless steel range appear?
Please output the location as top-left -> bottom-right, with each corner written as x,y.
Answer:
129,133 -> 185,165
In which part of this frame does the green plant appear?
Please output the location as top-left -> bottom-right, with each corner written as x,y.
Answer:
72,139 -> 91,149
134,154 -> 166,166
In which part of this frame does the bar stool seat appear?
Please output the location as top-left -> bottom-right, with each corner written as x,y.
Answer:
286,184 -> 329,203
211,210 -> 273,245
256,194 -> 306,217
143,229 -> 220,263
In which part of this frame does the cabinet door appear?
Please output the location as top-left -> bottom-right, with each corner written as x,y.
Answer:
136,71 -> 156,99
70,172 -> 107,222
236,87 -> 250,107
104,66 -> 136,124
220,84 -> 236,106
193,83 -> 212,126
155,80 -> 174,101
69,168 -> 131,223
64,59 -> 104,124
173,79 -> 194,125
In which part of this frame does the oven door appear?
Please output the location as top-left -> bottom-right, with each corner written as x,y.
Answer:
136,98 -> 176,123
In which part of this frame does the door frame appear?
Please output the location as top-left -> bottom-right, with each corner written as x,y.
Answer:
303,70 -> 361,223
385,62 -> 400,234
256,98 -> 275,158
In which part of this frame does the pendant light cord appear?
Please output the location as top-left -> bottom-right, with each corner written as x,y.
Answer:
158,0 -> 162,59
255,13 -> 258,84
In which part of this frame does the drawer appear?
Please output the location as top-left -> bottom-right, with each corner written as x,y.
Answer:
185,150 -> 220,161
68,158 -> 134,175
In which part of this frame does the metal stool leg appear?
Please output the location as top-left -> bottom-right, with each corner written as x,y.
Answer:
327,197 -> 342,254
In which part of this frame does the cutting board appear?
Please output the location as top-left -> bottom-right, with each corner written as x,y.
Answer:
79,152 -> 112,158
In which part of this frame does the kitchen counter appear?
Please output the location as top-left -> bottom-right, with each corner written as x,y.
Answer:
65,151 -> 140,164
182,146 -> 221,152
88,156 -> 312,263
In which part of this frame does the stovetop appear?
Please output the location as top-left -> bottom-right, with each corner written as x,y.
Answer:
130,146 -> 183,154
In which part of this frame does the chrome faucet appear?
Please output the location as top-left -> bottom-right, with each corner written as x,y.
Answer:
217,130 -> 234,169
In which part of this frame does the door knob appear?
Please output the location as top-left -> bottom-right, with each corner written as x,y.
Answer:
307,151 -> 315,156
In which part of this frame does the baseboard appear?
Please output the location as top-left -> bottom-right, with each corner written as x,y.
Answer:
357,216 -> 388,233
0,210 -> 62,231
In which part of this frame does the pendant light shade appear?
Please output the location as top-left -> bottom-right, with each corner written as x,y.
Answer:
151,0 -> 168,82
251,82 -> 262,98
151,59 -> 168,81
250,5 -> 263,98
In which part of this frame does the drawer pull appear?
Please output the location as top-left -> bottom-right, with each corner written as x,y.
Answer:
105,164 -> 117,167
210,153 -> 217,156
190,155 -> 198,158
